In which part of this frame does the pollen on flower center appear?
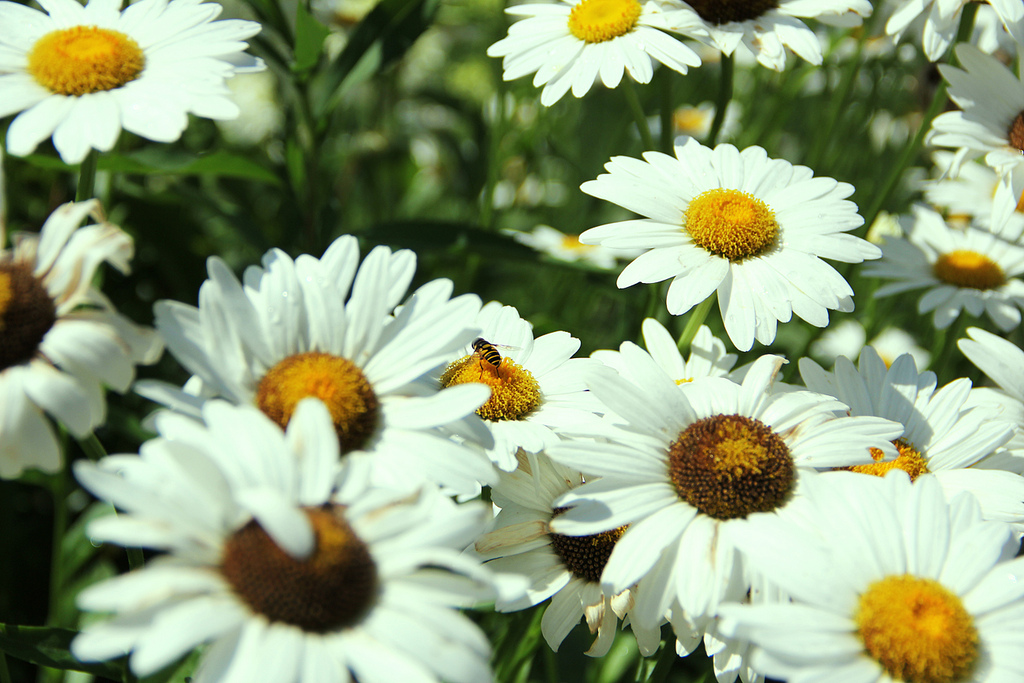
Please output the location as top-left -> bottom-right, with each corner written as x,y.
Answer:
256,352 -> 380,453
0,263 -> 57,371
932,250 -> 1005,290
685,188 -> 779,261
221,507 -> 378,632
840,439 -> 930,481
685,0 -> 780,25
549,507 -> 628,583
439,351 -> 542,421
856,574 -> 979,683
28,26 -> 146,97
1007,111 -> 1024,153
668,414 -> 794,520
567,0 -> 642,44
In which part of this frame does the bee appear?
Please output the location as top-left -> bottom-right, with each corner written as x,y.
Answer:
472,338 -> 503,368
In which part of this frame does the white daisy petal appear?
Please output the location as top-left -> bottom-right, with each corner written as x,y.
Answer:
583,137 -> 874,350
488,0 -> 701,105
1,0 -> 262,162
74,402 -> 497,683
725,472 -> 1024,683
0,201 -> 157,478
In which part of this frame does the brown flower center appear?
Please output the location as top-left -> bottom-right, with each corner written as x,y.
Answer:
221,507 -> 378,632
685,0 -> 780,25
549,507 -> 628,583
668,414 -> 794,520
0,263 -> 56,371
1007,111 -> 1024,153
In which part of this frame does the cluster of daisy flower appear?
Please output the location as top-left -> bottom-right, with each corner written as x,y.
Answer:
6,0 -> 1024,681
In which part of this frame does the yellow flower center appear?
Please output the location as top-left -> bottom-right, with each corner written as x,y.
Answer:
673,107 -> 713,136
560,234 -> 594,252
28,26 -> 146,97
549,507 -> 628,583
221,507 -> 378,632
932,250 -> 1005,290
0,263 -> 57,371
255,352 -> 380,453
567,0 -> 642,43
440,350 -> 542,421
685,188 -> 779,261
668,414 -> 794,520
856,574 -> 978,683
840,439 -> 930,481
685,0 -> 780,25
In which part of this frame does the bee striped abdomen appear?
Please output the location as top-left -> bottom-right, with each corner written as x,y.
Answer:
471,338 -> 502,368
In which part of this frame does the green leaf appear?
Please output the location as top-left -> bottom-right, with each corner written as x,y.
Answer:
0,624 -> 123,679
285,139 -> 307,196
58,503 -> 115,584
19,150 -> 281,185
294,1 -> 330,74
315,0 -> 439,116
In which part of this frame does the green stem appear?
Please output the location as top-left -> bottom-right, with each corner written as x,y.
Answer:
79,433 -> 108,462
47,469 -> 69,627
677,295 -> 715,352
706,53 -> 734,147
859,3 -> 977,232
659,72 -> 674,154
623,80 -> 655,151
0,651 -> 10,683
75,149 -> 98,202
806,33 -> 865,169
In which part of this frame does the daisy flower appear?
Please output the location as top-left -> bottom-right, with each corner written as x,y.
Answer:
486,0 -> 704,107
580,136 -> 880,351
929,44 -> 1024,178
0,0 -> 262,164
808,319 -> 930,369
863,204 -> 1024,331
959,327 -> 1024,474
591,318 -> 736,385
886,0 -> 1024,61
670,0 -> 872,70
922,152 -> 1024,229
508,224 -> 633,270
136,235 -> 497,497
216,71 -> 283,147
799,347 -> 1024,531
0,199 -> 161,478
545,349 -> 902,626
667,100 -> 741,141
438,302 -> 601,472
72,399 -> 497,683
475,450 -> 662,657
720,471 -> 1024,683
